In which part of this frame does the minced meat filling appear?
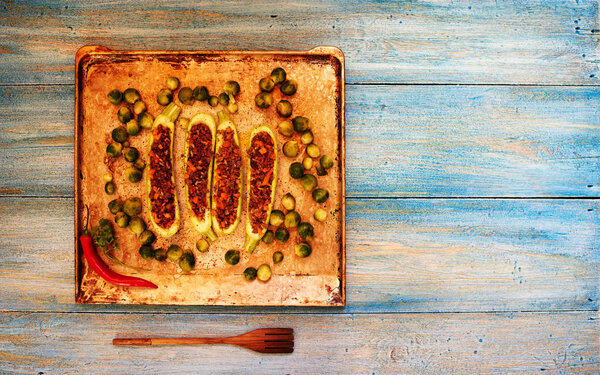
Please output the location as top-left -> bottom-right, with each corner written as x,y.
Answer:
149,125 -> 176,229
185,124 -> 213,218
213,128 -> 241,229
247,132 -> 275,233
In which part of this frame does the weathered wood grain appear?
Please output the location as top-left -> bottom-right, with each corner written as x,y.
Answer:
0,311 -> 597,374
1,85 -> 598,198
1,197 -> 597,313
0,0 -> 598,85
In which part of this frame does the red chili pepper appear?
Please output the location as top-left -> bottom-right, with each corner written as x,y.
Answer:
80,206 -> 158,289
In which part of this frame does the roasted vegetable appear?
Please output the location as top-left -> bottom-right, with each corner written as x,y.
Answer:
257,264 -> 272,281
138,230 -> 156,245
244,267 -> 257,281
112,126 -> 128,143
125,167 -> 142,183
138,112 -> 154,129
114,212 -> 129,227
178,87 -> 194,105
126,119 -> 140,136
320,155 -> 334,169
208,95 -> 219,107
123,88 -> 140,104
104,181 -> 115,195
314,208 -> 327,222
275,227 -> 289,242
193,86 -> 209,101
276,100 -> 292,117
134,159 -> 146,170
295,242 -> 312,258
179,251 -> 196,271
117,107 -> 132,124
133,100 -> 147,115
272,251 -> 283,264
312,188 -> 329,203
108,199 -> 123,214
223,81 -> 240,96
108,89 -> 123,105
306,143 -> 320,158
123,198 -> 142,216
297,222 -> 314,241
166,77 -> 180,91
280,79 -> 297,96
224,249 -> 240,265
300,130 -> 313,145
106,142 -> 123,158
302,157 -> 313,170
123,147 -> 139,162
259,77 -> 275,92
284,211 -> 300,228
262,230 -> 274,244
269,210 -> 285,226
128,216 -> 147,235
278,120 -> 294,137
281,193 -> 295,211
315,162 -> 327,176
289,162 -> 304,179
218,92 -> 229,106
167,244 -> 183,262
292,116 -> 310,133
157,89 -> 173,106
255,92 -> 272,108
139,245 -> 155,260
154,248 -> 167,261
301,174 -> 318,191
270,67 -> 286,84
196,239 -> 210,252
283,141 -> 299,158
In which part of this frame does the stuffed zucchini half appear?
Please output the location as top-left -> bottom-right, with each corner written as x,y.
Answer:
211,110 -> 243,236
146,103 -> 181,238
184,112 -> 218,242
243,125 -> 278,253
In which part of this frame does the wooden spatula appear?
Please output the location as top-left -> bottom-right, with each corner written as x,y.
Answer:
113,328 -> 294,353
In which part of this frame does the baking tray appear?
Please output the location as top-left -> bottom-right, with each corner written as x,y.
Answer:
74,46 -> 345,306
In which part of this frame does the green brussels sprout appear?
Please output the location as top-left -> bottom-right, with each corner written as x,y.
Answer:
218,92 -> 230,106
302,157 -> 313,170
257,264 -> 272,281
284,211 -> 301,228
275,227 -> 289,242
272,251 -> 284,264
104,181 -> 116,195
177,117 -> 190,129
320,155 -> 334,169
283,140 -> 299,158
223,81 -> 240,96
315,162 -> 327,176
178,87 -> 194,105
261,230 -> 274,244
224,249 -> 240,265
193,86 -> 209,101
125,167 -> 142,183
259,77 -> 275,92
300,130 -> 314,145
106,142 -> 123,158
255,92 -> 272,108
123,147 -> 139,162
278,120 -> 294,137
306,143 -> 321,158
314,208 -> 327,222
154,248 -> 167,261
281,193 -> 295,211
280,79 -> 297,96
138,230 -> 156,245
297,222 -> 314,241
179,251 -> 196,271
114,212 -> 129,228
243,267 -> 257,281
312,188 -> 329,203
139,245 -> 155,260
295,242 -> 312,258
208,95 -> 219,107
123,197 -> 142,216
269,210 -> 285,226
108,199 -> 123,214
112,126 -> 128,143
289,162 -> 304,179
276,100 -> 293,117
167,244 -> 183,262
270,67 -> 287,84
134,159 -> 146,170
166,77 -> 180,91
292,116 -> 310,132
133,100 -> 147,115
126,119 -> 140,136
107,89 -> 123,105
196,239 -> 210,252
117,106 -> 133,124
301,174 -> 318,191
138,112 -> 154,129
128,216 -> 146,235
123,88 -> 140,104
157,89 -> 173,105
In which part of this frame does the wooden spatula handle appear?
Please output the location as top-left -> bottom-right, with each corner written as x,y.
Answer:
113,337 -> 225,346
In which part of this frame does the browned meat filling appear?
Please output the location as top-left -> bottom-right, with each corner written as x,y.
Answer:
149,125 -> 176,229
247,132 -> 275,233
185,124 -> 213,219
212,128 -> 241,229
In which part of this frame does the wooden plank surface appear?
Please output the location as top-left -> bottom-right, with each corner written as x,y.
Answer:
1,85 -> 598,198
0,0 -> 598,85
1,311 -> 597,374
1,197 -> 597,313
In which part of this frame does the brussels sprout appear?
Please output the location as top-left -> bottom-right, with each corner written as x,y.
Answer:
103,173 -> 113,183
112,126 -> 128,143
301,174 -> 318,191
255,92 -> 272,108
269,210 -> 285,226
261,230 -> 274,244
114,212 -> 129,228
283,140 -> 299,158
306,143 -> 321,158
157,89 -> 173,105
281,193 -> 295,211
243,267 -> 257,281
123,147 -> 139,162
312,188 -> 329,203
320,155 -> 334,169
154,248 -> 167,261
138,112 -> 154,129
297,222 -> 314,241
280,79 -> 297,96
257,264 -> 272,281
196,239 -> 209,252
132,100 -> 146,115
259,77 -> 275,92
126,119 -> 140,136
139,245 -> 155,260
302,157 -> 313,170
300,130 -> 314,145
179,251 -> 196,271
276,100 -> 292,117
125,167 -> 142,183
177,117 -> 190,129
123,88 -> 140,104
291,116 -> 309,133
208,95 -> 219,107
289,162 -> 304,179
123,197 -> 142,216
178,87 -> 194,105
117,106 -> 133,124
275,227 -> 289,242
272,251 -> 284,264
106,142 -> 123,158
108,199 -> 123,214
278,120 -> 294,137
218,92 -> 229,106
314,208 -> 327,222
128,216 -> 146,235
138,230 -> 156,245
134,159 -> 146,170
193,86 -> 209,101
223,80 -> 240,96
167,244 -> 183,262
108,89 -> 123,105
104,181 -> 116,195
271,67 -> 287,84
284,211 -> 301,228
224,249 -> 240,265
315,162 -> 327,176
166,77 -> 180,91
295,242 -> 312,258
227,101 -> 238,114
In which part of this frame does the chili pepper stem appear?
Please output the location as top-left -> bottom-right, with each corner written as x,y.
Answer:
203,227 -> 218,242
217,110 -> 230,124
161,102 -> 182,122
